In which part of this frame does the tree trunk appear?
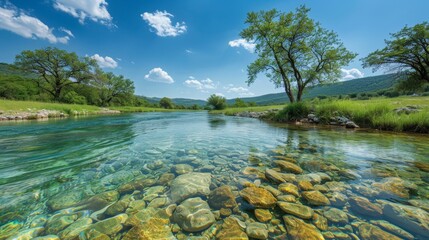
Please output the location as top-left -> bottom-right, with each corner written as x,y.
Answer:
296,86 -> 304,102
284,85 -> 295,103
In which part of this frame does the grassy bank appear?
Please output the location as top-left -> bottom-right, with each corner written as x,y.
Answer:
0,99 -> 181,116
212,96 -> 429,133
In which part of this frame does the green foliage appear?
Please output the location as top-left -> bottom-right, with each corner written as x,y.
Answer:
62,91 -> 87,105
274,102 -> 310,122
91,71 -> 135,106
15,47 -> 97,101
242,5 -> 356,102
159,97 -> 174,109
362,22 -> 429,83
233,98 -> 248,108
207,94 -> 227,110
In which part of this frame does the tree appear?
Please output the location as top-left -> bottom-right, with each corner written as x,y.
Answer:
15,47 -> 96,101
92,70 -> 135,106
207,94 -> 227,110
241,6 -> 356,102
159,97 -> 174,109
362,22 -> 429,84
233,98 -> 248,107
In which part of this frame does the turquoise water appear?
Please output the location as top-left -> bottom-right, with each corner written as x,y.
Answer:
0,112 -> 428,239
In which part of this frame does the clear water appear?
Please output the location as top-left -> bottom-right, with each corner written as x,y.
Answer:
0,112 -> 428,239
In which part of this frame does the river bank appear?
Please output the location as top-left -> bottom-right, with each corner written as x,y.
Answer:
211,96 -> 429,134
0,99 -> 183,121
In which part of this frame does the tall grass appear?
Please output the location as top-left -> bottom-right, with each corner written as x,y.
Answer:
273,96 -> 429,133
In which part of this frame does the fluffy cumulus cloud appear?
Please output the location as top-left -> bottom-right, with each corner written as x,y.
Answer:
226,85 -> 255,97
141,11 -> 186,37
91,54 -> 118,68
0,5 -> 69,44
228,38 -> 256,53
145,68 -> 174,84
184,76 -> 216,92
53,0 -> 112,25
341,68 -> 364,81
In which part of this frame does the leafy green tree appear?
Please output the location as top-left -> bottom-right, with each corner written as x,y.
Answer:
15,47 -> 96,101
159,97 -> 174,109
92,70 -> 135,106
233,98 -> 248,107
241,6 -> 356,102
207,94 -> 227,110
362,22 -> 429,84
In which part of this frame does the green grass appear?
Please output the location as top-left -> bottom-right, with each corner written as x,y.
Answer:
210,105 -> 284,115
212,96 -> 429,133
0,99 -> 183,115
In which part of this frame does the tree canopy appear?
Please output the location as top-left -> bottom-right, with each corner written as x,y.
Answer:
362,22 -> 429,84
241,6 -> 356,102
207,94 -> 227,110
15,47 -> 96,101
159,97 -> 174,109
92,70 -> 135,106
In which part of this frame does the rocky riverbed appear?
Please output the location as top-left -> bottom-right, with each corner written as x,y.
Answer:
1,145 -> 428,240
0,108 -> 120,121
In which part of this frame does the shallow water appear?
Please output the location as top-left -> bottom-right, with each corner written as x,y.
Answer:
0,112 -> 428,239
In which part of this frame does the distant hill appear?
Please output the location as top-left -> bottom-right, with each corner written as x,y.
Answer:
144,97 -> 207,107
233,74 -> 399,105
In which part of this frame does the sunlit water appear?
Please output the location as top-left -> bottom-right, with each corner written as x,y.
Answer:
0,112 -> 428,239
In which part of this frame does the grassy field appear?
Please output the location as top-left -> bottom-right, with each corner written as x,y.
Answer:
0,99 -> 179,115
212,96 -> 429,133
210,105 -> 284,115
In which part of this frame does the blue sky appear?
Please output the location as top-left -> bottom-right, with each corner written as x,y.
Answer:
0,0 -> 428,100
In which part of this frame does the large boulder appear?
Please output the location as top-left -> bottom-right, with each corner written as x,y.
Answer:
357,222 -> 401,240
349,196 -> 382,217
173,197 -> 215,232
169,172 -> 211,203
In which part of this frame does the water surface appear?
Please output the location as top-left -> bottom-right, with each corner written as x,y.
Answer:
0,112 -> 428,239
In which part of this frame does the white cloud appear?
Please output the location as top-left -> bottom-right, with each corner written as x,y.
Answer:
214,93 -> 225,97
229,38 -> 256,53
91,54 -> 118,68
185,49 -> 193,54
59,27 -> 74,38
53,0 -> 112,25
145,68 -> 174,84
141,11 -> 186,37
184,77 -> 217,92
0,5 -> 69,44
226,86 -> 255,97
341,68 -> 364,81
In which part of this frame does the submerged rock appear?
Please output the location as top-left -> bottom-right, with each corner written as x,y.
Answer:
372,177 -> 417,199
246,222 -> 268,240
169,172 -> 211,203
173,197 -> 215,232
240,187 -> 277,208
265,169 -> 296,183
323,208 -> 348,224
216,217 -> 248,240
283,215 -> 324,240
254,209 -> 272,223
90,213 -> 128,236
348,196 -> 382,217
380,201 -> 429,238
277,202 -> 314,219
122,218 -> 175,240
172,164 -> 193,175
302,191 -> 330,206
274,160 -> 303,174
208,185 -> 237,210
357,222 -> 401,240
370,220 -> 414,240
278,183 -> 299,197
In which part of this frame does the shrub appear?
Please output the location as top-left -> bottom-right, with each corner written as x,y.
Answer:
348,93 -> 357,98
274,102 -> 310,122
207,94 -> 227,110
159,97 -> 174,109
62,91 -> 87,105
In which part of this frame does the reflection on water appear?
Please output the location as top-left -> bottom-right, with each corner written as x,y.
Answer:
0,112 -> 428,239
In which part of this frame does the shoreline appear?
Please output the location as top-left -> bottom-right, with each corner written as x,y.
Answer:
0,109 -> 121,121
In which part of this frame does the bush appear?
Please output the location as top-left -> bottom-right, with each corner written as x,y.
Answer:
274,102 -> 310,122
348,93 -> 357,98
159,97 -> 174,109
207,94 -> 227,110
